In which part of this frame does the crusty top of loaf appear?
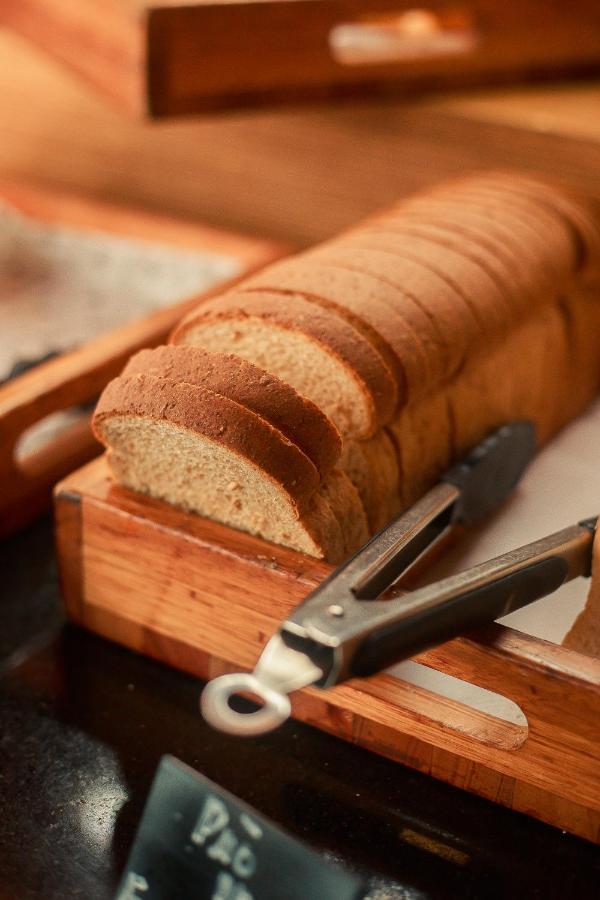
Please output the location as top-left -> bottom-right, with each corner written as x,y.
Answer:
93,374 -> 320,510
456,170 -> 600,274
172,289 -> 398,432
122,345 -> 342,479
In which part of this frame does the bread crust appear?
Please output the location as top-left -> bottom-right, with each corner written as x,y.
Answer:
342,432 -> 401,532
316,242 -> 485,368
172,289 -> 398,434
390,391 -> 453,509
426,184 -> 574,289
330,234 -> 510,338
122,345 -> 342,479
94,374 -> 320,509
370,206 -> 544,312
445,184 -> 577,278
242,258 -> 432,397
321,468 -> 369,555
366,221 -> 518,319
460,170 -> 600,274
303,250 -> 457,381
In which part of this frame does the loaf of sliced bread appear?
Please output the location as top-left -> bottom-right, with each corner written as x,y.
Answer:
94,172 -> 600,566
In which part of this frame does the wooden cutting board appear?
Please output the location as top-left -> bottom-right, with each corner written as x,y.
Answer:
54,455 -> 600,843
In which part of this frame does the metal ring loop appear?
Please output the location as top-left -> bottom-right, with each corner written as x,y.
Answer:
200,673 -> 291,736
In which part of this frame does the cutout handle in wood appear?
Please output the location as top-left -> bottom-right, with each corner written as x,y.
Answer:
143,0 -> 600,115
330,7 -> 477,66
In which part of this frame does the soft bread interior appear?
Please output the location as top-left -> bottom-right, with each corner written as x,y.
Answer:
180,317 -> 375,438
100,415 -> 346,561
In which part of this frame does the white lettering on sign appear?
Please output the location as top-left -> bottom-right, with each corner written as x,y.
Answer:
212,871 -> 253,900
191,795 -> 230,846
207,827 -> 239,866
190,793 -> 263,900
232,844 -> 257,880
240,814 -> 263,841
116,872 -> 149,899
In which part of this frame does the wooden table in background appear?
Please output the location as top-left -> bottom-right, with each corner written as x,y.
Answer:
0,27 -> 599,248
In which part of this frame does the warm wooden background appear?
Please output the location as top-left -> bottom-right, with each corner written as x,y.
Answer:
4,1 -> 600,116
0,27 -> 599,248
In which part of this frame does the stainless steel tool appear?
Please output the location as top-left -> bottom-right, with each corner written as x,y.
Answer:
201,421 -> 597,736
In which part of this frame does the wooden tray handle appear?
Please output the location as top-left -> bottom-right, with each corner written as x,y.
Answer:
145,0 -> 600,115
411,626 -> 600,806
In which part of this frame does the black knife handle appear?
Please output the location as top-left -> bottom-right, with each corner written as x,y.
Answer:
349,556 -> 568,678
443,420 -> 537,525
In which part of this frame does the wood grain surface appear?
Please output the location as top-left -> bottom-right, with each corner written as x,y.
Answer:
0,28 -> 599,248
55,456 -> 600,842
2,1 -> 600,116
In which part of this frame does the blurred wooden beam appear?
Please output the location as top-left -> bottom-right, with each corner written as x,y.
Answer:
0,28 -> 599,247
2,0 -> 600,117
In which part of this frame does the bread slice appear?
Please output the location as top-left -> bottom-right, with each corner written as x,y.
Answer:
563,531 -> 600,659
240,257 -> 432,400
122,345 -> 342,479
93,374 -> 348,561
308,244 -> 475,378
171,289 -> 397,438
364,221 -> 518,321
369,205 -> 547,313
390,391 -> 453,509
95,374 -> 320,505
341,432 -> 401,532
461,171 -> 600,275
331,233 -> 511,338
321,468 -> 369,554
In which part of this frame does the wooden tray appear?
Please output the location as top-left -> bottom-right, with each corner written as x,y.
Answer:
3,1 -> 600,117
55,456 -> 600,843
0,181 -> 286,538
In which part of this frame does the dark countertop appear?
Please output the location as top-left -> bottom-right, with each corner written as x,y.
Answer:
1,517 -> 599,900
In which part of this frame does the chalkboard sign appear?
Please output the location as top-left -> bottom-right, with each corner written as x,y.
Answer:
115,756 -> 364,900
